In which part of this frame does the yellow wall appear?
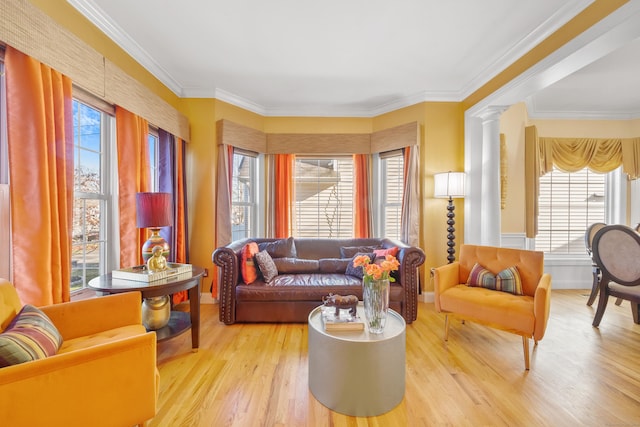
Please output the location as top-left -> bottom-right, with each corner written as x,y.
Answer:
185,100 -> 464,292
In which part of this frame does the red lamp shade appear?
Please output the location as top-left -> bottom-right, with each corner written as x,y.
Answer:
136,192 -> 173,262
136,192 -> 173,228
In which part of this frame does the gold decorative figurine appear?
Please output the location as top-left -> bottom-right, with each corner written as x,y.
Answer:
146,245 -> 168,272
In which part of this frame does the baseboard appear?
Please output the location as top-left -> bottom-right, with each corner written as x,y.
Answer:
422,292 -> 434,303
200,293 -> 218,304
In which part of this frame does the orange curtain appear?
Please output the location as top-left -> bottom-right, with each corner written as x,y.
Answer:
171,137 -> 190,305
5,47 -> 73,305
116,106 -> 150,268
353,154 -> 371,238
275,154 -> 294,238
174,138 -> 188,264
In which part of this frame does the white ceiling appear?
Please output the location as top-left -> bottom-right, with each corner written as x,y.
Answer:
67,0 -> 640,119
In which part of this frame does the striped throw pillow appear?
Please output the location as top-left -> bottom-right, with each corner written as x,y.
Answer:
467,263 -> 523,295
0,304 -> 63,368
496,266 -> 524,295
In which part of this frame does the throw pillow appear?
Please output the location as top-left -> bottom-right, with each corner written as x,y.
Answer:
0,304 -> 63,368
258,237 -> 297,258
373,246 -> 399,258
255,250 -> 279,283
273,258 -> 319,274
345,252 -> 376,278
496,266 -> 524,295
340,246 -> 379,259
241,242 -> 260,284
467,263 -> 523,295
467,263 -> 496,290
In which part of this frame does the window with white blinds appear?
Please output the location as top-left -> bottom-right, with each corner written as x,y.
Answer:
535,167 -> 606,254
294,158 -> 353,238
231,150 -> 257,241
380,153 -> 404,240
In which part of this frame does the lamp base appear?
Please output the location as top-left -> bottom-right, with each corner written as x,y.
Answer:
446,197 -> 456,264
142,228 -> 170,262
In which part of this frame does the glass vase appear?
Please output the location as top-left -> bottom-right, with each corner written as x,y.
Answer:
363,276 -> 390,334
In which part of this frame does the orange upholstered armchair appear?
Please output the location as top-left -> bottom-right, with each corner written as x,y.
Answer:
433,245 -> 552,370
0,279 -> 158,427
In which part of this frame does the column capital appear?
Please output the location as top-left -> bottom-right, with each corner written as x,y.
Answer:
477,105 -> 509,123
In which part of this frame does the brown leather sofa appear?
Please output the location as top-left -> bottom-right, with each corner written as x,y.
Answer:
213,237 -> 425,324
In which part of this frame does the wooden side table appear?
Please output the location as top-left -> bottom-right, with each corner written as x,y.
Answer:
88,266 -> 204,351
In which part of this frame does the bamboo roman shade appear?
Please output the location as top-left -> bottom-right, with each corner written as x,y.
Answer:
217,120 -> 418,155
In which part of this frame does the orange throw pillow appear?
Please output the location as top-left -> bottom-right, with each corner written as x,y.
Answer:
241,242 -> 260,284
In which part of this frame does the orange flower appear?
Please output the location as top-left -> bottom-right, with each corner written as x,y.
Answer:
352,254 -> 399,282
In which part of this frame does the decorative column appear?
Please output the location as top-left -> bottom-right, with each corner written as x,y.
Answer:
478,106 -> 508,247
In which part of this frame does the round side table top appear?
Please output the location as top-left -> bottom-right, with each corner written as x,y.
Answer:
308,303 -> 406,341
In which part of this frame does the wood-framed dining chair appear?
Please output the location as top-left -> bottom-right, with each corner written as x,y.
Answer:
591,224 -> 640,327
585,222 -> 607,306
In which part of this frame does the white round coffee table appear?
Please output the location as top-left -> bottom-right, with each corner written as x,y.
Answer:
307,303 -> 406,416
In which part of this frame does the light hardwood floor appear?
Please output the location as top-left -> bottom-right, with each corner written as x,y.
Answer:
150,290 -> 640,426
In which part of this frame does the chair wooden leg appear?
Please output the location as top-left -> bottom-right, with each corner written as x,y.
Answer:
522,336 -> 530,370
615,298 -> 623,306
631,302 -> 639,324
586,266 -> 600,306
592,282 -> 610,327
444,314 -> 449,341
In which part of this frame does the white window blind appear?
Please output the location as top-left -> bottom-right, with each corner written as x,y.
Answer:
231,151 -> 257,241
535,167 -> 606,254
294,158 -> 353,238
380,153 -> 404,240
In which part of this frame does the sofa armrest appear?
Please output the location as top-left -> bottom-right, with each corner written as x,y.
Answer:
433,262 -> 461,312
0,332 -> 157,426
533,273 -> 552,341
213,246 -> 241,325
396,246 -> 426,323
40,291 -> 142,341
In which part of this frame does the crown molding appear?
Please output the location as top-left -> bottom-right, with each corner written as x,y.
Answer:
525,97 -> 640,120
457,0 -> 594,99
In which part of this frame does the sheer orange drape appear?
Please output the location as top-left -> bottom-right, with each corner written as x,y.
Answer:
353,154 -> 371,238
116,106 -> 150,268
5,47 -> 74,306
275,154 -> 295,238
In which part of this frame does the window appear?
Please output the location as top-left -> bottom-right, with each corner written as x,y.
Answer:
71,100 -> 113,290
535,167 -> 606,254
148,129 -> 159,191
231,150 -> 258,240
294,158 -> 353,238
379,152 -> 404,240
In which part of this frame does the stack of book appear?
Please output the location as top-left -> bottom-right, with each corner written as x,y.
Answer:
320,306 -> 365,331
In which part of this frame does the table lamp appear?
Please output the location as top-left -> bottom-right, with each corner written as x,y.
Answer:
136,192 -> 173,263
434,171 -> 465,263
